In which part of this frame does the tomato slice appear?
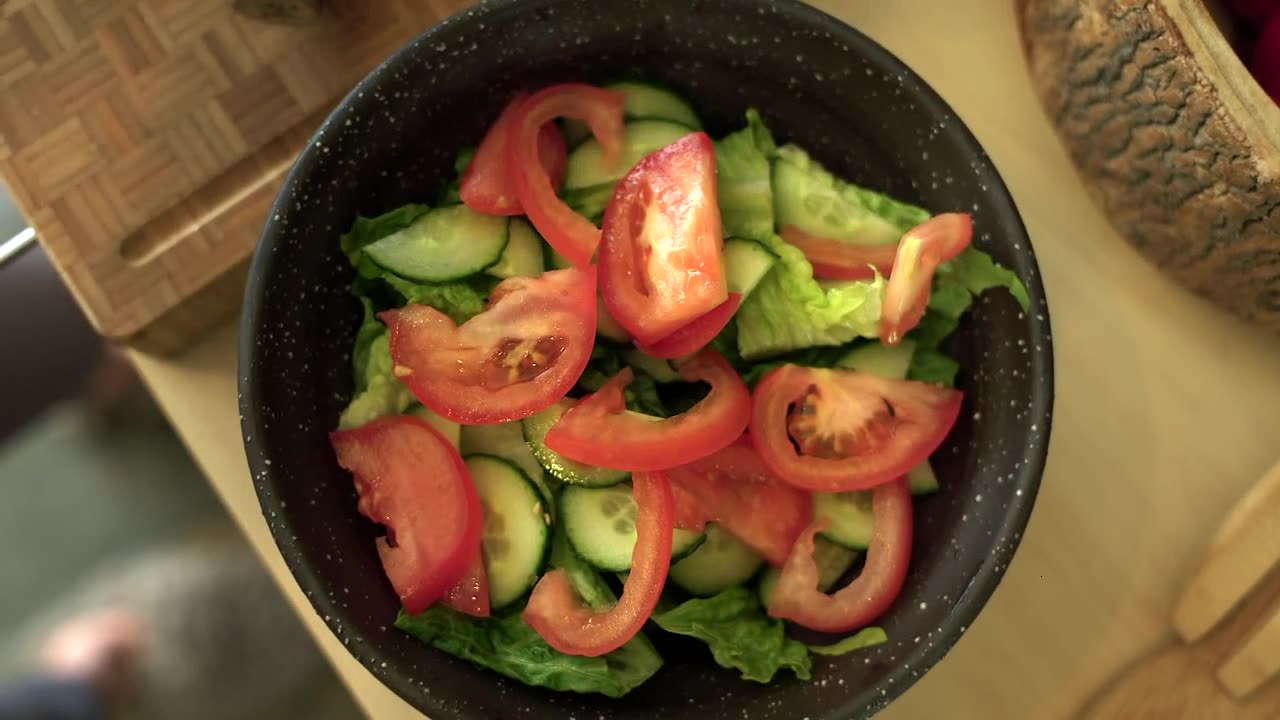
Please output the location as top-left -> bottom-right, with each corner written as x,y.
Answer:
751,365 -> 962,492
780,225 -> 898,281
523,471 -> 674,656
460,92 -> 568,216
671,479 -> 712,532
544,349 -> 750,471
767,478 -> 913,632
667,439 -> 813,567
382,266 -> 597,425
329,415 -> 483,614
507,84 -> 625,266
880,212 -> 973,345
442,550 -> 490,617
599,132 -> 728,347
637,293 -> 742,360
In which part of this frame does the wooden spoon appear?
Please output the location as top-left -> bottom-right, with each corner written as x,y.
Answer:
1079,460 -> 1280,719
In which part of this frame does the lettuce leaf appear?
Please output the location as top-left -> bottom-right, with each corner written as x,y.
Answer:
337,331 -> 415,430
906,347 -> 961,387
578,344 -> 670,417
650,587 -> 812,683
734,232 -> 885,360
773,144 -> 930,244
807,627 -> 888,656
715,109 -> 777,241
394,605 -> 661,698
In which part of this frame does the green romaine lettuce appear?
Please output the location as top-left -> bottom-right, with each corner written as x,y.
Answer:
734,232 -> 885,360
394,605 -> 661,698
715,109 -> 777,241
650,586 -> 812,684
337,331 -> 415,430
807,627 -> 889,656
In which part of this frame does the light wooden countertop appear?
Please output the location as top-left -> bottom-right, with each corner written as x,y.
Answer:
128,0 -> 1280,717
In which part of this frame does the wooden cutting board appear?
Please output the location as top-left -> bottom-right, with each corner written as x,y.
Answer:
0,0 -> 470,353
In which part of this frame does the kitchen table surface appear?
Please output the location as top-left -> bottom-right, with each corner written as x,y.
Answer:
127,0 -> 1280,717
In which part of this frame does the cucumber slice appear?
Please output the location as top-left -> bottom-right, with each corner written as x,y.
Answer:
669,524 -> 764,597
907,462 -> 941,495
622,350 -> 680,383
758,538 -> 859,609
460,421 -> 554,503
522,399 -> 629,488
548,247 -> 576,271
836,339 -> 941,495
408,405 -> 460,449
486,218 -> 545,279
564,120 -> 695,191
723,238 -> 777,297
562,184 -> 615,224
364,205 -> 509,282
771,145 -> 929,246
464,455 -> 552,610
560,483 -> 705,572
813,490 -> 874,550
836,340 -> 916,379
564,81 -> 702,146
597,295 -> 630,343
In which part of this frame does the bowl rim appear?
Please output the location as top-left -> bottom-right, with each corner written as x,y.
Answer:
238,0 -> 1055,718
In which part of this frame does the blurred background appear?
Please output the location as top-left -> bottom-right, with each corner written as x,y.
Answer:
0,196 -> 361,718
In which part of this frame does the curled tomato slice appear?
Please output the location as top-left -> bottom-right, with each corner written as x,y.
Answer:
667,439 -> 812,567
523,471 -> 674,656
507,84 -> 625,267
750,365 -> 962,492
780,225 -> 898,281
383,267 -> 597,425
460,91 -> 568,216
767,478 -> 913,633
880,212 -> 973,345
544,349 -> 750,472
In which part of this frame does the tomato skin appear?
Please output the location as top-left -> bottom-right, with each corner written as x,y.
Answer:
768,478 -> 913,632
667,440 -> 813,567
637,293 -> 742,360
442,551 -> 490,617
780,225 -> 897,281
329,415 -> 483,615
523,471 -> 674,656
460,92 -> 568,216
751,365 -> 963,492
382,266 -> 597,425
599,132 -> 728,347
507,84 -> 625,266
880,212 -> 973,346
544,349 -> 750,472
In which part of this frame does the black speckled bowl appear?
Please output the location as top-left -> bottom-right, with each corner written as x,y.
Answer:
238,1 -> 1054,718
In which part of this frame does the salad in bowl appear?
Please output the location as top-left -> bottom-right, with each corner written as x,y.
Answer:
326,80 -> 1030,697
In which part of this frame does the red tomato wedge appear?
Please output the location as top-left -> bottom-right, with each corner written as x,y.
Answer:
382,266 -> 597,425
667,439 -> 812,567
880,212 -> 973,345
507,84 -> 625,266
460,92 -> 568,216
637,293 -> 743,360
780,225 -> 898,281
599,132 -> 728,347
671,479 -> 712,532
441,551 -> 490,617
751,365 -> 962,492
544,349 -> 750,472
329,415 -> 483,615
523,471 -> 674,656
767,478 -> 913,632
